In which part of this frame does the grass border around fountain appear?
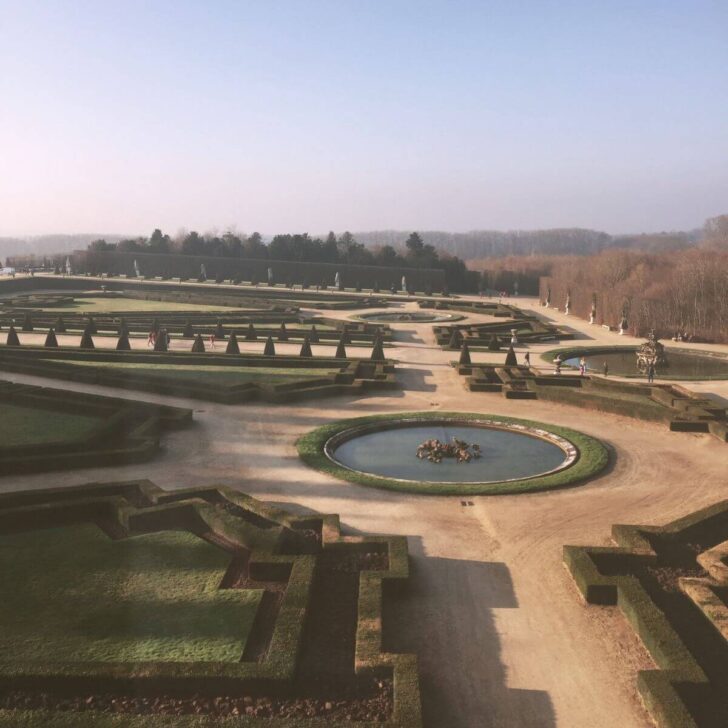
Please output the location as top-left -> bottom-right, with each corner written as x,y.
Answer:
541,345 -> 728,381
297,411 -> 609,495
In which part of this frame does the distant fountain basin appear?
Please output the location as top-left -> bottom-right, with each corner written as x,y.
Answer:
559,347 -> 728,380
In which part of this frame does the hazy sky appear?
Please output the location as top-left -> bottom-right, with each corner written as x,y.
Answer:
2,1 -> 727,237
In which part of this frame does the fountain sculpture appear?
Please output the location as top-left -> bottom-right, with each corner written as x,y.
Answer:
416,437 -> 481,464
636,330 -> 668,374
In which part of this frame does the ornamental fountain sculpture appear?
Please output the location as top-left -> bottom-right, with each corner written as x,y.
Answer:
589,294 -> 597,324
416,437 -> 481,464
636,330 -> 668,374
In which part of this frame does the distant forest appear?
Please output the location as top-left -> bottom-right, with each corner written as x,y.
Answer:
0,222 -> 708,264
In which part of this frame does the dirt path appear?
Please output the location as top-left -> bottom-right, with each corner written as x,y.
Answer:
2,294 -> 727,727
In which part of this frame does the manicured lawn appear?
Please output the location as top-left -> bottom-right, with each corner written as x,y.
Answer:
0,524 -> 261,663
36,297 -> 251,313
55,360 -> 340,385
0,404 -> 102,447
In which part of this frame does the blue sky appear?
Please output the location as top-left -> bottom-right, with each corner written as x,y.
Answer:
1,1 -> 727,236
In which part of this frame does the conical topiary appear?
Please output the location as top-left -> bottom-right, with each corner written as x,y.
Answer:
335,335 -> 347,359
22,313 -> 33,331
6,325 -> 20,346
79,329 -> 95,349
117,317 -> 128,334
459,340 -> 471,366
191,334 -> 206,353
215,320 -> 226,339
55,316 -> 66,333
116,331 -> 131,350
263,336 -> 276,356
373,281 -> 380,293
44,328 -> 58,347
154,329 -> 168,351
505,345 -> 517,366
299,336 -> 312,358
448,329 -> 462,349
370,336 -> 385,362
278,322 -> 288,341
487,334 -> 500,351
341,330 -> 351,345
182,320 -> 194,338
86,316 -> 97,334
245,323 -> 257,341
225,333 -> 240,354
151,318 -> 160,333
309,325 -> 319,343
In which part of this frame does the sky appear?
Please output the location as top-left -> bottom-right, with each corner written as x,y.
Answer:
1,0 -> 727,237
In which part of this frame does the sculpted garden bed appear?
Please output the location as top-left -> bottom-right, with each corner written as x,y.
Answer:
0,347 -> 397,404
455,363 -> 728,443
435,315 -> 574,350
297,412 -> 608,495
0,481 -> 421,727
0,380 -> 191,474
564,501 -> 728,728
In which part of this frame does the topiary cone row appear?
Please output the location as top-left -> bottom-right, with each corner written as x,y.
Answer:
226,333 -> 240,354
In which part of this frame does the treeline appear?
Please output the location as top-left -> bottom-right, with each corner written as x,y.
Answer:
541,248 -> 728,342
82,229 -> 474,291
354,227 -> 701,260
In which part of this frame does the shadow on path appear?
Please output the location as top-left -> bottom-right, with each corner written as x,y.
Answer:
383,543 -> 555,728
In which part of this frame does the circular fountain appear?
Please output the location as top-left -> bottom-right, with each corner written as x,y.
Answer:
554,346 -> 728,380
298,413 -> 608,495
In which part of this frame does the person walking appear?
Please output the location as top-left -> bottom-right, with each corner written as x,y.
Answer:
603,361 -> 609,377
147,330 -> 155,348
647,362 -> 656,384
523,352 -> 531,368
209,333 -> 216,350
579,356 -> 587,377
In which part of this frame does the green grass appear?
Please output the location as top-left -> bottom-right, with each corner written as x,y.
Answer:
0,523 -> 260,663
297,411 -> 609,495
35,297 -> 250,313
0,404 -> 102,447
54,360 -> 340,385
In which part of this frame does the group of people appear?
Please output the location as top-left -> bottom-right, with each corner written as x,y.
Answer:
672,331 -> 694,342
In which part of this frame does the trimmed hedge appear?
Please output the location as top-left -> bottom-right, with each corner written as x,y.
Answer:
564,500 -> 728,728
0,380 -> 191,475
0,481 -> 422,727
297,411 -> 608,495
0,345 -> 398,404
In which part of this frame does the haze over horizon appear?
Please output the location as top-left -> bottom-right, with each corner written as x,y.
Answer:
2,1 -> 727,237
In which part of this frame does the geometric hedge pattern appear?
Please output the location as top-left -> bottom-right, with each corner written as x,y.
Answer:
565,501 -> 728,728
0,480 -> 421,727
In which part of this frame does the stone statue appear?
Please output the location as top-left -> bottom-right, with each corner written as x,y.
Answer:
544,286 -> 551,307
619,301 -> 629,336
565,289 -> 571,315
589,293 -> 597,324
513,280 -> 519,296
636,330 -> 668,374
65,257 -> 72,276
133,260 -> 140,278
200,263 -> 207,280
334,271 -> 341,288
401,275 -> 407,292
267,267 -> 274,285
